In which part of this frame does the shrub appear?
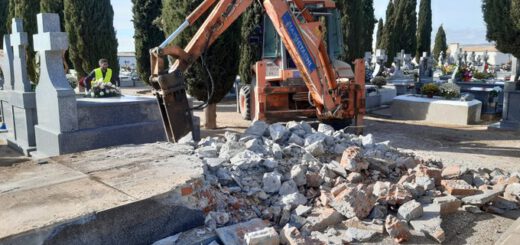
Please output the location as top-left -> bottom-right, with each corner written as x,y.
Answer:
371,76 -> 387,88
439,82 -> 461,99
473,71 -> 494,80
421,83 -> 440,97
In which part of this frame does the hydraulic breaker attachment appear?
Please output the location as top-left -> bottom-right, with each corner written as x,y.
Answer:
152,70 -> 194,143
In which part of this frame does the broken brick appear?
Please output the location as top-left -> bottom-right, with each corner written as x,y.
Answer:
385,215 -> 411,243
340,146 -> 368,172
245,227 -> 280,245
331,184 -> 376,219
441,165 -> 466,179
416,165 -> 442,186
441,179 -> 480,196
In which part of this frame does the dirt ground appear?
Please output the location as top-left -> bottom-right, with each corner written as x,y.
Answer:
1,87 -> 519,244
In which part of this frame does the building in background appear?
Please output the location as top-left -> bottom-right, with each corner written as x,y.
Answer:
448,43 -> 512,66
118,52 -> 136,71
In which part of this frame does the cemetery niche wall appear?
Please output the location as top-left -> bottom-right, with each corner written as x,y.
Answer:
0,13 -> 168,157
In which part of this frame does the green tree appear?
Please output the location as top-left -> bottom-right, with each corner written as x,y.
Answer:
397,0 -> 417,54
361,0 -> 376,52
132,0 -> 163,85
40,0 -> 64,30
337,0 -> 364,63
381,0 -> 396,65
162,0 -> 240,128
64,0 -> 119,79
483,0 -> 520,59
376,18 -> 384,49
416,0 -> 432,60
9,0 -> 40,83
6,0 -> 15,33
432,25 -> 447,61
0,0 -> 8,49
238,1 -> 263,85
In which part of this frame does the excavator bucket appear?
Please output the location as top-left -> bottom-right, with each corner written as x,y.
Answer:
154,70 -> 194,142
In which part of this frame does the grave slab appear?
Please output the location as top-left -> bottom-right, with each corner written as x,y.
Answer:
0,142 -> 205,245
391,95 -> 482,126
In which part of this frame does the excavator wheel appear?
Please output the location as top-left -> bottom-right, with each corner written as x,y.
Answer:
239,85 -> 251,120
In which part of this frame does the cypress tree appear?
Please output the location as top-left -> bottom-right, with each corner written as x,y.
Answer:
432,25 -> 447,61
238,1 -> 263,85
376,18 -> 384,49
381,0 -> 396,65
9,0 -> 40,83
416,0 -> 432,60
162,0 -> 240,128
6,0 -> 15,33
64,0 -> 119,78
398,0 -> 417,54
337,0 -> 364,63
0,0 -> 8,49
361,0 -> 376,52
132,0 -> 163,85
40,0 -> 64,30
512,0 -> 520,29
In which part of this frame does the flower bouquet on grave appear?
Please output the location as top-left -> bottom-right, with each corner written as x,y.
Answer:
455,66 -> 473,82
421,83 -> 440,98
439,83 -> 461,99
88,80 -> 121,98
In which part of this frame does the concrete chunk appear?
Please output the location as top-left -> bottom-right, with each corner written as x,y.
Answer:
433,195 -> 461,215
244,227 -> 280,245
216,218 -> 267,245
410,204 -> 445,243
263,172 -> 282,193
461,190 -> 502,206
305,208 -> 344,231
397,200 -> 423,221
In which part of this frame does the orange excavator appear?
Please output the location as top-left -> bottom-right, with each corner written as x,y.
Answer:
149,0 -> 366,142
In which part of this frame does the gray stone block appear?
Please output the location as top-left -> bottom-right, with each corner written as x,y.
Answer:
391,95 -> 482,126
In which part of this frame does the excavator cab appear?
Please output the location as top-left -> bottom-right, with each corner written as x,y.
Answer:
238,6 -> 357,124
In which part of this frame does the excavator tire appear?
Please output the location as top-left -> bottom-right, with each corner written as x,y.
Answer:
239,85 -> 251,120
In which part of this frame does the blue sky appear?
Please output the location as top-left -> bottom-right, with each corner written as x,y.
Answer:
113,0 -> 488,52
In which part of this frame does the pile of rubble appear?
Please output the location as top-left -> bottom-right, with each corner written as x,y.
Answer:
159,121 -> 520,244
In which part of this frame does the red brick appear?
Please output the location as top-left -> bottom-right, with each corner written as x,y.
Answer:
181,185 -> 193,196
441,180 -> 480,196
416,165 -> 442,185
441,165 -> 463,179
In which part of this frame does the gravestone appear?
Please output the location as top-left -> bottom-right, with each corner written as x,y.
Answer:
403,54 -> 413,70
372,49 -> 387,78
33,13 -> 79,157
0,35 -> 15,133
419,52 -> 433,83
438,51 -> 446,67
33,13 -> 166,157
388,50 -> 414,95
489,57 -> 520,131
5,19 -> 38,155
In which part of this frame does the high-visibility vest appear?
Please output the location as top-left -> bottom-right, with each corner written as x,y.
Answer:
94,68 -> 112,84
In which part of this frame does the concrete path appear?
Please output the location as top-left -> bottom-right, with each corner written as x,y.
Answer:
0,142 -> 205,244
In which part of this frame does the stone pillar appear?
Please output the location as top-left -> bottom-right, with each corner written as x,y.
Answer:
33,13 -> 79,157
0,35 -> 15,132
5,19 -> 38,155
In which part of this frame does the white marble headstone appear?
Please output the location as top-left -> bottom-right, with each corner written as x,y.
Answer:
10,18 -> 31,92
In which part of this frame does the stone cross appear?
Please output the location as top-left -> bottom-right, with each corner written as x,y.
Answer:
438,51 -> 446,67
419,52 -> 432,78
33,13 -> 78,132
483,50 -> 489,64
463,51 -> 468,65
403,54 -> 413,70
469,51 -> 476,66
0,35 -> 14,90
364,51 -> 372,68
10,19 -> 31,92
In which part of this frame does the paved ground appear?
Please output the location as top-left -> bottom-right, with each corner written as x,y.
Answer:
0,142 -> 204,242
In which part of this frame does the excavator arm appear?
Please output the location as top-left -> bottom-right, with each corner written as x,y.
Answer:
150,0 -> 364,142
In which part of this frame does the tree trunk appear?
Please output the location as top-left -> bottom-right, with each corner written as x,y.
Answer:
204,103 -> 217,129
